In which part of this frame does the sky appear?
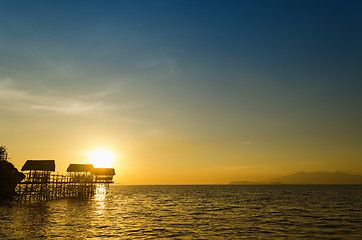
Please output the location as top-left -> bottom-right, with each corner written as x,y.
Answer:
1,0 -> 362,184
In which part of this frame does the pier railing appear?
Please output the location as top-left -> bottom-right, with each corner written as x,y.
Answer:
15,171 -> 113,203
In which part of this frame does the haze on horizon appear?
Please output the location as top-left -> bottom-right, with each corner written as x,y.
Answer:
1,0 -> 361,184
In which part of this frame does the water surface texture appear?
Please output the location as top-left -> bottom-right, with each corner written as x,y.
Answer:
1,185 -> 361,239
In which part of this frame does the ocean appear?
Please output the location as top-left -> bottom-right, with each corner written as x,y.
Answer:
0,185 -> 361,239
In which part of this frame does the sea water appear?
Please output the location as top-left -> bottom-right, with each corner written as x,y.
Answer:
0,185 -> 361,239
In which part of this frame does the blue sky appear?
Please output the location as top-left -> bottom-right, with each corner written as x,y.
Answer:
1,0 -> 361,183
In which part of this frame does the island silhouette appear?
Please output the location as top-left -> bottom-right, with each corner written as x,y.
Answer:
230,171 -> 362,185
0,146 -> 25,200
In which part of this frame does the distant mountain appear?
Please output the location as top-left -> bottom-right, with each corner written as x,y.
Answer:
229,180 -> 265,185
268,171 -> 362,184
230,171 -> 362,185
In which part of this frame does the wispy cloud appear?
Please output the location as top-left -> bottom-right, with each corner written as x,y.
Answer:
0,78 -> 139,122
240,140 -> 255,145
139,53 -> 176,74
0,78 -> 100,114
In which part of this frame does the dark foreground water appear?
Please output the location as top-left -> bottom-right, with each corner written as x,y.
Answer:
0,185 -> 361,239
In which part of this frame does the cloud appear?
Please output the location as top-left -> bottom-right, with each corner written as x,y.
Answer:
0,78 -> 98,114
139,54 -> 176,74
0,78 -> 139,122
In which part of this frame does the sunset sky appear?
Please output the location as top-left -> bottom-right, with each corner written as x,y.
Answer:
1,0 -> 361,184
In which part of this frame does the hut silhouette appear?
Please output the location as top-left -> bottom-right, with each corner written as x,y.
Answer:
67,164 -> 94,173
19,160 -> 55,202
21,160 -> 55,182
91,168 -> 116,183
1,146 -> 117,203
66,164 -> 94,182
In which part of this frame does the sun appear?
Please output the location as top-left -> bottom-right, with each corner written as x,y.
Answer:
87,148 -> 115,168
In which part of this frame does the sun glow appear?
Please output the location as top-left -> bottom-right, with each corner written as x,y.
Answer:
87,148 -> 115,168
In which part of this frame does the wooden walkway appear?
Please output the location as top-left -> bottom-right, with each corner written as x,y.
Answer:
15,172 -> 113,203
1,148 -> 115,203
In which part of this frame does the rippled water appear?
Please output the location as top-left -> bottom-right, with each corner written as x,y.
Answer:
0,185 -> 361,239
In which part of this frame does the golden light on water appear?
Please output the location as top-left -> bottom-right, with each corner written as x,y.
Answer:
94,184 -> 107,215
87,148 -> 115,168
94,184 -> 107,202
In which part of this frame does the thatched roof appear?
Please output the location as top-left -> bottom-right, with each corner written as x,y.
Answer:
21,160 -> 55,171
91,168 -> 115,176
67,164 -> 94,172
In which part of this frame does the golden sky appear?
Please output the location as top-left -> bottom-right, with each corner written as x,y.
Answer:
1,1 -> 362,184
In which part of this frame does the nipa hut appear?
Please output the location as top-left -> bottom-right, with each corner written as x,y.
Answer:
91,168 -> 115,183
66,164 -> 94,182
21,160 -> 55,183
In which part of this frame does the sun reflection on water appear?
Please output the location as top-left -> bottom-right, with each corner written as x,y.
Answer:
95,184 -> 107,201
94,184 -> 107,215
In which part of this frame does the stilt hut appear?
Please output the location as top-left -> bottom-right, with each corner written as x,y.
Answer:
91,168 -> 116,183
66,164 -> 96,198
19,160 -> 55,202
21,160 -> 55,182
66,164 -> 94,182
